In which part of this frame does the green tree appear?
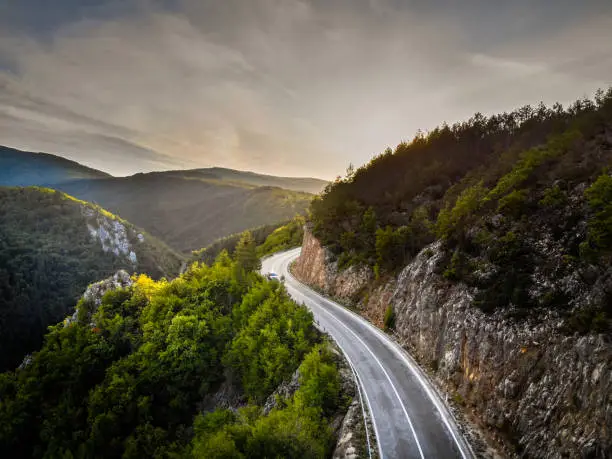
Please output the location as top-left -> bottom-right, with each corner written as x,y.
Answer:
234,231 -> 261,274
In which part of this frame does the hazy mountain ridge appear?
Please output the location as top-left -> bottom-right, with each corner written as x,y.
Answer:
0,186 -> 183,371
152,166 -> 328,194
57,174 -> 313,253
0,146 -> 111,186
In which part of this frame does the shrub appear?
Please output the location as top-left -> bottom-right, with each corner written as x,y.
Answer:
582,173 -> 612,257
539,184 -> 567,208
563,305 -> 610,335
383,305 -> 396,331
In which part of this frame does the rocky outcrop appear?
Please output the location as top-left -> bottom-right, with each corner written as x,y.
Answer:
64,270 -> 133,327
293,227 -> 612,458
333,400 -> 363,459
293,227 -> 373,303
82,206 -> 141,266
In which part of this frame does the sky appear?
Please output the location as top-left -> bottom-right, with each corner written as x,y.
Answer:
1,0 -> 611,178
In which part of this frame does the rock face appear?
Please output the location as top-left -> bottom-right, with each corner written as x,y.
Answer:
294,227 -> 612,458
293,228 -> 373,303
64,270 -> 133,327
82,206 -> 140,266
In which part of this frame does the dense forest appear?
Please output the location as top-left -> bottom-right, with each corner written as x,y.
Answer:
0,245 -> 345,458
311,89 -> 612,331
0,187 -> 183,371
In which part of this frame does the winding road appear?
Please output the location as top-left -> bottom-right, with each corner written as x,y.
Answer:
262,248 -> 474,459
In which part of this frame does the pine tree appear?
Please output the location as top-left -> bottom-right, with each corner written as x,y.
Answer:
234,231 -> 261,274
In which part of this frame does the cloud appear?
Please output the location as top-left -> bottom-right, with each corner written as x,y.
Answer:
1,0 -> 611,177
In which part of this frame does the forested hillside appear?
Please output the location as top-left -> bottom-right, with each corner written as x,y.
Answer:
311,88 -> 612,331
0,146 -> 110,186
0,187 -> 183,371
0,252 -> 346,458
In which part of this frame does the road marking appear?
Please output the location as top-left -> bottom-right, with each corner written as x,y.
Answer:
271,248 -> 474,459
311,319 -> 375,459
307,286 -> 472,459
278,253 -> 424,459
306,293 -> 426,459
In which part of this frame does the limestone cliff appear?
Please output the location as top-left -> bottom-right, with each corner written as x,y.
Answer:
292,227 -> 611,458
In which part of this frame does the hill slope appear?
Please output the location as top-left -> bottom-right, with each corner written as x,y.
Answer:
0,187 -> 183,371
58,174 -> 313,253
311,89 -> 612,327
299,89 -> 612,457
0,146 -> 110,186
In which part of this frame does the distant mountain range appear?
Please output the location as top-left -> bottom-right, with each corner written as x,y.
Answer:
0,146 -> 326,252
157,167 -> 327,194
0,145 -> 327,193
0,145 -> 111,185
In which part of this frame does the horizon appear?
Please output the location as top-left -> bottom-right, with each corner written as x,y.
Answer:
0,143 -> 330,181
2,1 -> 612,177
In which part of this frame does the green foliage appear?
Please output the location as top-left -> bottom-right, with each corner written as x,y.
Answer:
295,345 -> 342,417
581,173 -> 612,258
486,130 -> 581,202
563,305 -> 610,334
473,231 -> 534,312
257,216 -> 306,257
190,346 -> 341,459
539,185 -> 567,208
436,182 -> 487,240
234,231 -> 262,275
193,221 -> 288,265
0,187 -> 182,371
0,255 -> 336,458
383,305 -> 396,331
224,289 -> 316,401
497,189 -> 529,217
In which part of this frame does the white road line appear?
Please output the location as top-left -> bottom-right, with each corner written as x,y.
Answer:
309,296 -> 426,459
292,289 -> 381,459
307,288 -> 473,459
279,249 -> 474,459
312,318 -> 375,459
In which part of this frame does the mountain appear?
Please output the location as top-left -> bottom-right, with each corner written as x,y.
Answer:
157,167 -> 328,194
0,186 -> 184,371
0,147 -> 321,253
310,90 -> 612,324
0,145 -> 111,186
298,89 -> 612,457
57,174 -> 313,253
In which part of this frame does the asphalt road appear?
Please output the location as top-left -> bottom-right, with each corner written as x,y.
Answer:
262,248 -> 474,459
